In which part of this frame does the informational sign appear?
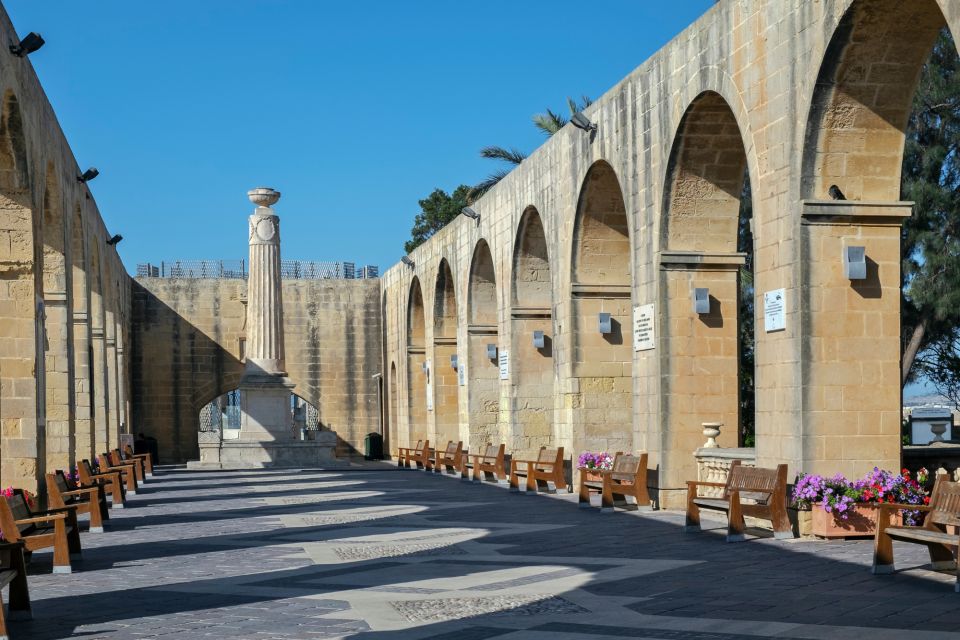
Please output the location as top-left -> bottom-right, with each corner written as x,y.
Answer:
498,349 -> 510,380
457,364 -> 466,386
425,359 -> 433,411
633,303 -> 656,352
763,289 -> 786,333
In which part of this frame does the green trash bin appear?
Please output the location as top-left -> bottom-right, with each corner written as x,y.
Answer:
364,433 -> 383,460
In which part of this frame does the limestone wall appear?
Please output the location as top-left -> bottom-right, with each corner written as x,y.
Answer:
130,277 -> 382,463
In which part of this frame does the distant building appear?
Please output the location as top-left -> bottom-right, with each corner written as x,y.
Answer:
357,265 -> 379,279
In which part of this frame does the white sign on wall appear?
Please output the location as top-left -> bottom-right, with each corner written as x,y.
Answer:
425,359 -> 433,411
457,364 -> 466,386
763,289 -> 786,333
498,350 -> 510,380
633,303 -> 656,352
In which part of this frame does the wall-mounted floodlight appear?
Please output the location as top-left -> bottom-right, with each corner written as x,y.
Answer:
828,184 -> 846,201
486,344 -> 497,359
450,354 -> 458,370
461,207 -> 480,224
598,313 -> 612,334
9,32 -> 44,57
77,168 -> 99,183
421,361 -> 429,373
843,245 -> 866,280
570,112 -> 597,133
532,330 -> 545,349
106,234 -> 123,246
692,287 -> 710,314
400,256 -> 415,268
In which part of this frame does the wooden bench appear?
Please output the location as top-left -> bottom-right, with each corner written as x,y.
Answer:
873,474 -> 960,590
430,441 -> 463,475
397,439 -> 422,468
111,449 -> 145,483
578,452 -> 652,512
125,444 -> 154,477
509,447 -> 567,494
685,460 -> 793,541
459,443 -> 506,483
98,453 -> 138,495
0,541 -> 31,636
0,494 -> 81,574
46,471 -> 108,533
405,440 -> 431,470
78,459 -> 125,508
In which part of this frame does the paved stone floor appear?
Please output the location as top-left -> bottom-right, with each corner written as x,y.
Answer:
12,464 -> 960,639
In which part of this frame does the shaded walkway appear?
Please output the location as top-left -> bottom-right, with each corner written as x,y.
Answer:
15,465 -> 960,639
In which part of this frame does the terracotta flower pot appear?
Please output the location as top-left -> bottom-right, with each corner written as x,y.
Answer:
810,503 -> 903,538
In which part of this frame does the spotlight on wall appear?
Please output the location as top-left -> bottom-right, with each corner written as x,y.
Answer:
828,184 -> 846,201
400,256 -> 415,268
486,344 -> 498,359
570,112 -> 597,133
461,206 -> 480,224
598,313 -> 612,335
77,167 -> 99,183
532,330 -> 545,349
106,234 -> 123,246
9,32 -> 44,57
450,354 -> 458,370
843,245 -> 867,280
692,287 -> 710,314
421,361 -> 429,373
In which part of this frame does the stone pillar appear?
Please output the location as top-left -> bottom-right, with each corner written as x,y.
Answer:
243,187 -> 287,379
43,289 -> 75,471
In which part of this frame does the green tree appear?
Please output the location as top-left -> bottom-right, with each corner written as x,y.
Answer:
470,96 -> 593,200
901,28 -> 960,388
404,185 -> 471,254
737,176 -> 755,446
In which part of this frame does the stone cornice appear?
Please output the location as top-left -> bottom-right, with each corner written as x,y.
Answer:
571,283 -> 631,299
659,251 -> 747,271
433,337 -> 457,347
511,306 -> 552,319
467,323 -> 498,336
801,200 -> 913,225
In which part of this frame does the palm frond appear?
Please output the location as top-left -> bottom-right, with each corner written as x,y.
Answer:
479,146 -> 527,165
533,109 -> 567,137
567,95 -> 593,115
469,168 -> 512,202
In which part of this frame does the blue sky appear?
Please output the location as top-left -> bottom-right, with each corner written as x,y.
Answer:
7,1 -> 715,273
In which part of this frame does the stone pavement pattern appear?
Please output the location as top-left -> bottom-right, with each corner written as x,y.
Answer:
13,465 -> 960,639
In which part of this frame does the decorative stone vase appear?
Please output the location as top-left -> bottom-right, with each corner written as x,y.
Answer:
702,422 -> 722,448
810,503 -> 903,538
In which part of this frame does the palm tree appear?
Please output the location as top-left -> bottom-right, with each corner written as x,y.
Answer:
470,96 -> 593,201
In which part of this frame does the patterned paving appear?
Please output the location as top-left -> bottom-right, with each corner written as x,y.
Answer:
11,464 -> 960,639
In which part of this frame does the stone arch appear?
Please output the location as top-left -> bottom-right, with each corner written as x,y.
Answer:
657,91 -> 751,506
0,91 -> 29,197
406,277 -> 428,446
801,0 -> 949,201
432,258 -> 459,445
510,207 -> 554,458
569,161 -> 633,463
467,239 -> 500,451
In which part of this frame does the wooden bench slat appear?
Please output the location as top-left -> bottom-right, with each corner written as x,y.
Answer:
885,527 -> 958,546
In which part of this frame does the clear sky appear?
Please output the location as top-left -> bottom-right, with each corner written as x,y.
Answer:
6,0 -> 715,273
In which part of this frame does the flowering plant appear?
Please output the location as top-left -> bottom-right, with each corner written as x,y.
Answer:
0,487 -> 34,509
792,467 -> 931,525
64,469 -> 80,488
578,452 -> 613,471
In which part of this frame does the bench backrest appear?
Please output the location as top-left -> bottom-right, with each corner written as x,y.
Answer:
610,453 -> 647,482
78,459 -> 96,483
929,476 -> 960,528
0,495 -> 33,538
482,444 -> 502,460
535,447 -> 563,470
444,441 -> 458,456
723,460 -> 786,503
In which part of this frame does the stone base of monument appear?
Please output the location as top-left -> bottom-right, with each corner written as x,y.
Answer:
188,430 -> 346,469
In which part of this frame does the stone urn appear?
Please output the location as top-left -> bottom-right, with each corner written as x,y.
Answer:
247,187 -> 281,208
702,422 -> 723,448
931,422 -> 948,442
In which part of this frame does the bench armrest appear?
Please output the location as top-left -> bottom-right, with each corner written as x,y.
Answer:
61,487 -> 98,498
15,513 -> 67,525
876,503 -> 932,514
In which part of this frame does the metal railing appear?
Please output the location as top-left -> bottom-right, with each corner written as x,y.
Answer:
136,260 -> 379,280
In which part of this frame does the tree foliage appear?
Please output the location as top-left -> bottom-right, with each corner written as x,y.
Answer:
901,28 -> 960,395
404,185 -> 471,254
737,175 -> 755,446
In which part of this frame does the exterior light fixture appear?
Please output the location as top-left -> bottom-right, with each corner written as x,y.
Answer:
532,330 -> 545,349
486,344 -> 497,359
461,207 -> 480,224
78,167 -> 99,183
10,32 -> 44,57
828,184 -> 846,201
421,361 -> 429,373
450,354 -> 458,370
692,287 -> 710,314
400,256 -> 415,268
106,234 -> 123,246
598,313 -> 612,334
843,246 -> 866,280
570,112 -> 597,133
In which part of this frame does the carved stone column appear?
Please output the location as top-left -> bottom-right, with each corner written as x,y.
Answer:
243,187 -> 287,380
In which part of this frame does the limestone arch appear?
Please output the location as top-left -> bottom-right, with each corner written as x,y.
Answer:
406,276 -> 428,446
0,90 -> 29,197
466,238 -> 500,451
658,91 -> 751,499
569,161 -> 633,460
432,258 -> 459,445
510,207 -> 554,458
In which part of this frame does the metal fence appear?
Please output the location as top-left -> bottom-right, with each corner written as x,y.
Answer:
137,260 -> 378,280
